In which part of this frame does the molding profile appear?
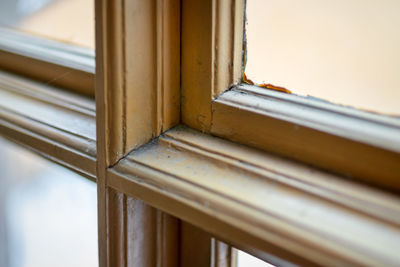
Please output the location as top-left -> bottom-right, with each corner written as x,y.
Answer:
108,125 -> 400,266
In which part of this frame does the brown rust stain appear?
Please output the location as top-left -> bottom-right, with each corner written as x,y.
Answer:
242,72 -> 292,94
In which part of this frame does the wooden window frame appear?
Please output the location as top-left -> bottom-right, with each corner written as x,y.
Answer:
97,0 -> 400,265
1,0 -> 400,266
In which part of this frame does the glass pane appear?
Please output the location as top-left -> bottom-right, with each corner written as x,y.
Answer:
0,0 -> 94,48
245,0 -> 400,115
237,250 -> 275,267
0,137 -> 98,267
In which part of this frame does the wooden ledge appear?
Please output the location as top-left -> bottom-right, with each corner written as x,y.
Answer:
108,125 -> 400,266
0,71 -> 96,180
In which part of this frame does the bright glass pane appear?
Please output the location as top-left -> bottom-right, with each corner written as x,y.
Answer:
0,137 -> 98,267
237,250 -> 274,267
245,0 -> 400,115
0,0 -> 94,48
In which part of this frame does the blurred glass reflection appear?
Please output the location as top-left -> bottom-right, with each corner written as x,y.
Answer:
0,137 -> 98,267
0,0 -> 94,48
245,0 -> 400,115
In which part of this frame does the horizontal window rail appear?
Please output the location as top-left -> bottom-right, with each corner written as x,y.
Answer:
211,84 -> 400,191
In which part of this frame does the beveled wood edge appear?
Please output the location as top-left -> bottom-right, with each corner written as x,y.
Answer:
181,0 -> 243,132
107,125 -> 400,266
211,86 -> 400,191
0,28 -> 95,96
0,74 -> 96,179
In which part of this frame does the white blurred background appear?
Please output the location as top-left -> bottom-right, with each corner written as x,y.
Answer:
0,137 -> 98,267
246,0 -> 400,115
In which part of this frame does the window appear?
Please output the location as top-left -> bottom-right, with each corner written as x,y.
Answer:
1,0 -> 399,266
244,0 -> 400,115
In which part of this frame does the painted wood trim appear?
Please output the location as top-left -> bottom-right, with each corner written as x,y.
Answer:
95,1 -> 181,266
211,85 -> 400,191
108,125 -> 400,266
0,71 -> 96,180
95,0 -> 180,167
0,28 -> 95,96
181,0 -> 243,132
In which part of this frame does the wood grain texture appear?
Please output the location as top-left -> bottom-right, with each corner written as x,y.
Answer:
108,125 -> 400,266
0,28 -> 95,96
181,0 -> 243,132
0,71 -> 96,179
211,85 -> 400,191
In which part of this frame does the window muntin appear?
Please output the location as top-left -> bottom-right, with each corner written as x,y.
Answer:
245,0 -> 400,115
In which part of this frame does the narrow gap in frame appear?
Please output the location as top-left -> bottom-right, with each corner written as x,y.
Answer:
121,0 -> 127,155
